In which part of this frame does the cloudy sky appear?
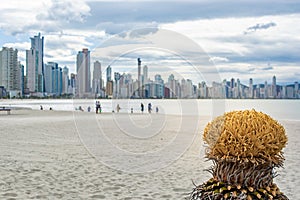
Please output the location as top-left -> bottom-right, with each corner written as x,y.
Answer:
0,0 -> 300,85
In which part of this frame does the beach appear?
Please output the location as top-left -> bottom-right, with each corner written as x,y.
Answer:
0,108 -> 299,199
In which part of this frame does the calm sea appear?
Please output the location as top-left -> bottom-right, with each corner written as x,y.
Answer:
0,99 -> 299,121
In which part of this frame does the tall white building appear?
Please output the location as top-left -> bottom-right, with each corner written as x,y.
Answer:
76,48 -> 91,97
271,75 -> 277,98
137,58 -> 142,97
92,61 -> 102,94
0,47 -> 21,96
62,66 -> 69,94
143,65 -> 148,83
26,33 -> 44,94
249,78 -> 253,98
44,62 -> 54,94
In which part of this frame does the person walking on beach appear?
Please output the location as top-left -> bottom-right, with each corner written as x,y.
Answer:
96,101 -> 101,114
141,103 -> 144,113
156,106 -> 159,113
95,101 -> 98,113
148,103 -> 152,113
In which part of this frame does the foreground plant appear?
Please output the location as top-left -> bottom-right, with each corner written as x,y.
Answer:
190,109 -> 288,200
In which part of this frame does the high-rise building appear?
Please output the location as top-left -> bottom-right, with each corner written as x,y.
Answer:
272,75 -> 277,98
114,72 -> 121,98
137,58 -> 141,97
168,74 -> 176,98
106,80 -> 113,97
44,62 -> 54,94
62,66 -> 69,94
26,33 -> 44,94
249,78 -> 253,98
70,73 -> 76,95
106,65 -> 112,82
19,62 -> 24,96
143,65 -> 148,83
52,64 -> 62,96
76,48 -> 90,97
154,74 -> 164,98
44,62 -> 62,96
0,47 -> 21,96
92,61 -> 102,94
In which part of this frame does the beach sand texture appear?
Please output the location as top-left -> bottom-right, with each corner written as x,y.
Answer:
0,110 -> 298,199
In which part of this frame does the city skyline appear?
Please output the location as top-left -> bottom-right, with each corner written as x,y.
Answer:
0,33 -> 299,99
0,1 -> 299,85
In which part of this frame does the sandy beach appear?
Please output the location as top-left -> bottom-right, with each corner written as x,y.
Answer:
0,109 -> 298,199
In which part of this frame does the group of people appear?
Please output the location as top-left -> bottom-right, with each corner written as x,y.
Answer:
76,101 -> 159,114
40,105 -> 52,110
140,102 -> 158,114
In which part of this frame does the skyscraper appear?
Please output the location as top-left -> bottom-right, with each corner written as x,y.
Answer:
0,47 -> 21,96
114,72 -> 121,98
143,65 -> 148,83
106,65 -> 112,82
62,66 -> 69,94
249,78 -> 253,98
154,74 -> 164,98
44,62 -> 54,94
92,61 -> 102,94
26,33 -> 44,94
137,58 -> 141,97
76,48 -> 91,97
44,62 -> 63,96
70,73 -> 76,95
106,65 -> 113,97
272,75 -> 277,98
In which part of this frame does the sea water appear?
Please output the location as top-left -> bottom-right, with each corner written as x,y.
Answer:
1,99 -> 299,121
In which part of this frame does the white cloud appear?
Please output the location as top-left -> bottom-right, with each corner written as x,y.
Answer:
0,1 -> 299,84
0,0 -> 91,36
209,56 -> 229,63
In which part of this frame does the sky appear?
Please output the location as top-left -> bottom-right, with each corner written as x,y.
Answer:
0,0 -> 300,85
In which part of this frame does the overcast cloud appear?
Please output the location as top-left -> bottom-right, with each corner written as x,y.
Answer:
0,0 -> 299,84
